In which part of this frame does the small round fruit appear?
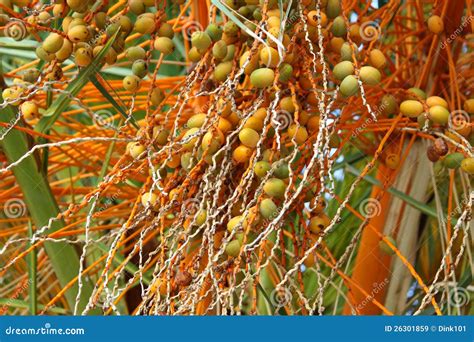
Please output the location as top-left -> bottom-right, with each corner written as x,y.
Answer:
461,157 -> 474,174
141,192 -> 158,207
263,178 -> 286,198
191,31 -> 212,50
259,46 -> 280,67
2,87 -> 23,105
188,47 -> 202,62
359,66 -> 381,85
205,23 -> 223,42
128,142 -> 145,158
214,61 -> 233,82
20,101 -> 38,121
250,68 -> 274,88
287,125 -> 308,144
212,40 -> 228,60
427,15 -> 444,34
123,75 -> 140,92
75,47 -> 92,67
326,0 -> 341,19
225,239 -> 241,257
464,99 -> 474,114
273,162 -> 290,179
42,33 -> 64,53
187,113 -> 207,128
385,153 -> 400,169
239,128 -> 260,148
278,63 -> 293,82
310,197 -> 326,215
369,49 -> 387,69
380,94 -> 398,116
126,46 -> 146,61
243,117 -> 264,131
426,96 -> 448,109
134,15 -> 156,34
154,37 -> 175,54
428,105 -> 449,125
56,39 -> 73,61
340,75 -> 359,97
254,161 -> 271,178
157,22 -> 174,38
182,128 -> 200,151
227,215 -> 246,232
259,198 -> 278,219
331,16 -> 347,37
407,87 -> 427,100
309,214 -> 331,234
280,97 -> 295,113
202,129 -> 224,153
233,145 -> 253,163
132,59 -> 148,78
333,61 -> 354,81
400,100 -> 423,118
68,25 -> 89,42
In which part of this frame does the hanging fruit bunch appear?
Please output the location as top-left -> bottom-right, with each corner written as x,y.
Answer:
0,0 -> 472,316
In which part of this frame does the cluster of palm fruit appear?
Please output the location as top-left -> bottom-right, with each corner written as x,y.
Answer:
1,0 -> 473,267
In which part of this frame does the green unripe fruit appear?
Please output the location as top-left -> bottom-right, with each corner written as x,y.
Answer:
154,37 -> 175,54
278,63 -> 293,83
331,16 -> 347,37
126,46 -> 146,61
407,87 -> 427,100
122,75 -> 140,92
128,0 -> 146,14
158,22 -> 174,38
75,47 -> 92,67
359,66 -> 381,85
333,61 -> 354,81
340,42 -> 356,61
428,105 -> 449,125
222,44 -> 235,62
191,31 -> 212,50
339,75 -> 359,97
227,215 -> 247,232
327,0 -> 341,19
400,100 -> 423,118
443,153 -> 464,169
132,59 -> 147,78
263,178 -> 286,198
67,0 -> 86,11
259,198 -> 278,219
135,15 -> 156,34
22,69 -> 40,83
273,162 -> 290,179
380,94 -> 398,116
42,33 -> 64,53
205,23 -> 223,42
461,158 -> 474,175
187,113 -> 207,128
55,39 -> 73,61
153,126 -> 169,145
118,15 -> 133,35
253,8 -> 262,20
254,161 -> 271,178
223,21 -> 239,36
212,40 -> 228,60
35,46 -> 55,61
225,239 -> 241,257
182,128 -> 200,151
188,47 -> 202,62
250,68 -> 275,88
239,128 -> 260,148
379,236 -> 397,255
68,24 -> 89,42
181,152 -> 193,172
214,61 -> 233,82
